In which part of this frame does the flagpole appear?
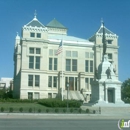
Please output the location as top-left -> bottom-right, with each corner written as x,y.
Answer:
61,39 -> 64,101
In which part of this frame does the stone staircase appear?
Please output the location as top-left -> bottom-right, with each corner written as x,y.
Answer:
63,90 -> 84,100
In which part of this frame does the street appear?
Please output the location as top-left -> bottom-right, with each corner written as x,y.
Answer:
0,119 -> 120,130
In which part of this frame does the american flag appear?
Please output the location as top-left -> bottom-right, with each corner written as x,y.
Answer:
55,40 -> 63,55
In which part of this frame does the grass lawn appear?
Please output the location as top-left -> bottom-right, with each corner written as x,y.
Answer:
0,102 -> 87,113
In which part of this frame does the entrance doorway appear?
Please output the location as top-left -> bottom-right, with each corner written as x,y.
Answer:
107,89 -> 114,103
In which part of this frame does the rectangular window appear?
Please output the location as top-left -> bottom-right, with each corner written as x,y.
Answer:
36,48 -> 41,54
108,40 -> 112,44
53,76 -> 57,88
69,77 -> 74,90
35,75 -> 40,87
29,56 -> 34,69
49,58 -> 52,70
72,51 -> 78,57
28,92 -> 33,99
49,49 -> 53,56
54,58 -> 57,70
28,75 -> 33,86
75,77 -> 77,90
85,60 -> 89,72
108,53 -> 112,59
48,93 -> 52,98
35,57 -> 40,69
90,78 -> 93,90
90,61 -> 93,72
29,48 -> 34,54
34,92 -> 40,99
30,32 -> 35,37
37,33 -> 41,38
85,52 -> 89,58
66,59 -> 71,71
90,52 -> 94,59
48,76 -> 52,87
66,51 -> 71,57
85,78 -> 89,90
72,59 -> 77,71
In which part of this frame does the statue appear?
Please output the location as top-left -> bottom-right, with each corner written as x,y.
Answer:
102,22 -> 107,56
106,67 -> 111,79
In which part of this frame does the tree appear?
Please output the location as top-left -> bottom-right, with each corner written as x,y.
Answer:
121,78 -> 130,100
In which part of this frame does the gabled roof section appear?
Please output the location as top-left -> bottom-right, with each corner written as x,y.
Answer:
25,17 -> 45,28
96,24 -> 115,35
46,18 -> 67,29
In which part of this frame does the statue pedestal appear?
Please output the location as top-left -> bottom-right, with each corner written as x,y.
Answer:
82,54 -> 127,107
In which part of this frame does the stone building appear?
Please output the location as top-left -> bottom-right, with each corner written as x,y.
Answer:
13,14 -> 118,100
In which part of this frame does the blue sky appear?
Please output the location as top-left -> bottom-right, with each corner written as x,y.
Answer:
0,0 -> 130,82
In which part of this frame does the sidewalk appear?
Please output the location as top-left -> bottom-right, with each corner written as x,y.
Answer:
0,113 -> 129,119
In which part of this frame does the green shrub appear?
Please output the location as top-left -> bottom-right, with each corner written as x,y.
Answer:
38,109 -> 41,113
78,108 -> 82,113
86,109 -> 89,113
55,108 -> 59,113
70,108 -> 73,113
19,107 -> 23,112
9,107 -> 13,112
1,107 -> 4,112
93,110 -> 96,114
63,109 -> 66,113
38,99 -> 81,108
46,109 -> 49,113
29,108 -> 32,113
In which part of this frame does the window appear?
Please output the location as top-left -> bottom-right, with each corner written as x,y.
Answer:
35,75 -> 40,87
28,75 -> 33,87
48,93 -> 52,98
29,56 -> 34,69
90,78 -> 93,90
36,48 -> 41,54
66,51 -> 71,57
30,32 -> 35,37
85,78 -> 89,90
48,76 -> 52,87
85,52 -> 89,58
49,49 -> 53,56
53,93 -> 57,98
90,52 -> 94,59
72,59 -> 77,71
37,33 -> 41,38
49,58 -> 52,70
108,53 -> 112,59
54,58 -> 57,70
108,40 -> 112,44
29,48 -> 34,54
53,76 -> 57,88
35,57 -> 40,69
85,60 -> 89,72
49,58 -> 57,70
28,92 -> 33,99
72,51 -> 78,57
34,92 -> 40,99
48,76 -> 57,88
66,59 -> 71,71
28,75 -> 40,87
90,61 -> 93,72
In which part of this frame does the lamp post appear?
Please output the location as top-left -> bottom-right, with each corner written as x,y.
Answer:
66,82 -> 69,112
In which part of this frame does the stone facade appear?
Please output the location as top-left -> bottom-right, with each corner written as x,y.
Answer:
13,15 -> 119,100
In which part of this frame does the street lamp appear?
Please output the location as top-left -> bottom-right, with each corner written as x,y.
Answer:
66,82 -> 69,112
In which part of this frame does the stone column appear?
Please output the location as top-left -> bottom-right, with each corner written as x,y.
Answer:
105,87 -> 108,103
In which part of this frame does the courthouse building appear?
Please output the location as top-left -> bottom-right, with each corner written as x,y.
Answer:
13,14 -> 119,100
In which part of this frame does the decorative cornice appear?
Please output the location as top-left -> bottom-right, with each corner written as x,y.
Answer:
22,26 -> 48,32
